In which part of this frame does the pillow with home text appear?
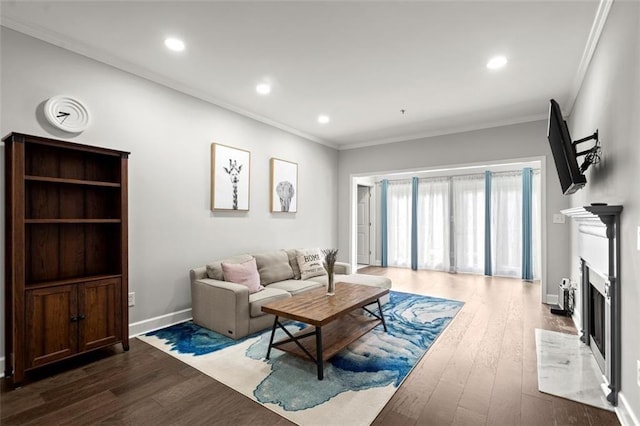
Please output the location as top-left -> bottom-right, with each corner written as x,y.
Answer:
295,248 -> 326,280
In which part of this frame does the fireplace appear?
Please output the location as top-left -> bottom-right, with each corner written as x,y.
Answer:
590,286 -> 605,360
562,204 -> 622,407
582,260 -> 608,375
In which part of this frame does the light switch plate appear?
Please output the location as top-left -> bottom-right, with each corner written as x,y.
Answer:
553,214 -> 566,224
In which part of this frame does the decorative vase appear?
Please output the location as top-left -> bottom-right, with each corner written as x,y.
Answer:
322,248 -> 339,296
327,271 -> 335,296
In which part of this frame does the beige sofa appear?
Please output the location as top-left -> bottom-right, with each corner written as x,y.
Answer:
189,249 -> 392,339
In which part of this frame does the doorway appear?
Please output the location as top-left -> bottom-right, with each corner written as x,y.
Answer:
356,185 -> 371,265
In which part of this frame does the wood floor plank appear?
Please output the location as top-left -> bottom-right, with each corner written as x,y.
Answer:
521,393 -> 556,426
485,283 -> 525,425
451,405 -> 488,426
1,267 -> 620,425
416,379 -> 465,425
22,391 -> 118,426
152,373 -> 214,407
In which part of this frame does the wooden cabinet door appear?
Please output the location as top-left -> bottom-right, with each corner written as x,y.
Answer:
26,285 -> 78,368
79,278 -> 122,352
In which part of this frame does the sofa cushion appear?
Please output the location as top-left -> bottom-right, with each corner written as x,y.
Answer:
296,248 -> 326,280
307,273 -> 392,290
285,249 -> 302,280
221,258 -> 263,294
252,250 -> 295,285
249,287 -> 291,318
268,279 -> 324,296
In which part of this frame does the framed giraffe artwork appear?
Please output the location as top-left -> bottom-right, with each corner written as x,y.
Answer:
270,158 -> 298,213
211,143 -> 251,211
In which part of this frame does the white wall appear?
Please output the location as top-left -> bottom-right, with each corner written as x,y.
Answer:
338,120 -> 571,302
567,1 -> 640,420
0,28 -> 339,360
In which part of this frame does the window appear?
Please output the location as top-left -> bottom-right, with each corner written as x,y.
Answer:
386,180 -> 412,267
382,168 -> 540,280
417,177 -> 450,271
491,171 -> 523,277
452,175 -> 485,274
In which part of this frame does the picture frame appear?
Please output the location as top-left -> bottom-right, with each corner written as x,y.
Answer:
270,158 -> 298,213
211,143 -> 251,211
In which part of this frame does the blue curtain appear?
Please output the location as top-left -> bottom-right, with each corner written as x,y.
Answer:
522,168 -> 533,280
411,177 -> 419,270
484,171 -> 492,276
381,179 -> 388,267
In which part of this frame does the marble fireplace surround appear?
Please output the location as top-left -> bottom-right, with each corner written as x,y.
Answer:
562,205 -> 623,406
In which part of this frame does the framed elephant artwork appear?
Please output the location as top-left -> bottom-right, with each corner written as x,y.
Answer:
211,143 -> 251,211
270,158 -> 298,213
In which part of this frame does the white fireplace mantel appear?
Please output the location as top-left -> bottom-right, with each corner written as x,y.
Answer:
562,204 -> 623,407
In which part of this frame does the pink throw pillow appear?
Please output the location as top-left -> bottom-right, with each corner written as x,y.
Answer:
221,258 -> 263,294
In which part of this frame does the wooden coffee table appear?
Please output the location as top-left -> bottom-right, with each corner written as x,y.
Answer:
261,282 -> 389,380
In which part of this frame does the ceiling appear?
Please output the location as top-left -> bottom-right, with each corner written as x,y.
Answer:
1,1 -> 605,149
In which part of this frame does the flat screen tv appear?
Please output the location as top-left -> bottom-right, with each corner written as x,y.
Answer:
547,99 -> 586,195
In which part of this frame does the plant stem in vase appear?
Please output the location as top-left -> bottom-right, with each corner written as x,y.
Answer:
322,248 -> 338,296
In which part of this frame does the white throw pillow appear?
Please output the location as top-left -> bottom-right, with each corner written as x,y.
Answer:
296,248 -> 326,280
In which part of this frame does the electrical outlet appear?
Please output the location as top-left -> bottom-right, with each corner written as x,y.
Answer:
553,214 -> 566,224
128,292 -> 135,307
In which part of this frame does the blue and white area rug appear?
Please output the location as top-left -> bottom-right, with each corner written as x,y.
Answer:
138,291 -> 463,426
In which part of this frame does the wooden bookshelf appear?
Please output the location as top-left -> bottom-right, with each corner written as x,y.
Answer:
3,132 -> 130,387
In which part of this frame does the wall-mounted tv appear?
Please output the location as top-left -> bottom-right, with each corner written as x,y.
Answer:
547,99 -> 587,195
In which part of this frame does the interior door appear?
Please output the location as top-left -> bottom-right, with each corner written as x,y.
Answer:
357,185 -> 371,265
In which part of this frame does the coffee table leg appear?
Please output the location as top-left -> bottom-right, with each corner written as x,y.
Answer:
377,299 -> 388,332
266,316 -> 279,360
316,326 -> 324,380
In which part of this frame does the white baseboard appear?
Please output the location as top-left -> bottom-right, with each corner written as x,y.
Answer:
546,294 -> 558,305
617,392 -> 640,426
129,308 -> 192,337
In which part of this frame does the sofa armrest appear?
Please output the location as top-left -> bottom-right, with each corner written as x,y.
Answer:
189,266 -> 208,283
334,262 -> 352,275
190,278 -> 250,339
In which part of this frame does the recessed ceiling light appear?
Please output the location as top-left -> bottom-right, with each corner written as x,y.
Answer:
256,83 -> 271,95
487,55 -> 507,69
318,115 -> 330,124
164,37 -> 185,52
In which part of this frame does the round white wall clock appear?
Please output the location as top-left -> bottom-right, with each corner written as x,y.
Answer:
44,96 -> 91,133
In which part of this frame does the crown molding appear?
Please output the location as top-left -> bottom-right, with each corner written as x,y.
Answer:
565,0 -> 614,115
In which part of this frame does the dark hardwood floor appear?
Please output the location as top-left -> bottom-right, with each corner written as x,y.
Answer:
1,267 -> 620,425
